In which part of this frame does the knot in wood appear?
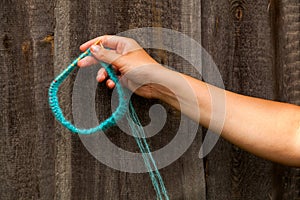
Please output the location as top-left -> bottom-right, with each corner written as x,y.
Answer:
235,6 -> 243,21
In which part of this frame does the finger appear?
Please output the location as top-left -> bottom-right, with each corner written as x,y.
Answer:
119,76 -> 129,88
96,68 -> 108,82
97,67 -> 107,77
111,65 -> 117,71
98,65 -> 118,77
101,36 -> 129,51
80,37 -> 101,52
106,79 -> 115,89
104,36 -> 142,55
90,45 -> 124,67
77,56 -> 98,67
80,35 -> 122,52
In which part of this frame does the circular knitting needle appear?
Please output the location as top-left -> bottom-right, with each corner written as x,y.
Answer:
48,39 -> 169,200
48,39 -> 127,134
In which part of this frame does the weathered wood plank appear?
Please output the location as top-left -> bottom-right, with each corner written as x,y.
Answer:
228,1 -> 274,199
201,2 -> 234,199
68,0 -> 122,199
53,0 -> 73,199
0,0 -> 299,199
0,0 -> 55,199
202,1 -> 274,199
0,1 -> 15,199
27,0 -> 56,199
273,0 -> 300,199
60,0 -> 206,199
179,1 -> 206,199
275,0 -> 300,105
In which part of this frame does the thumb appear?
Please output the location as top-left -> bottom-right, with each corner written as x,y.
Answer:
90,45 -> 124,68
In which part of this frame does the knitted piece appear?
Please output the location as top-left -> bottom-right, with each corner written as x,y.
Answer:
48,48 -> 127,134
48,42 -> 169,199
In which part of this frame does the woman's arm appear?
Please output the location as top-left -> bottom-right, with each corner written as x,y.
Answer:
152,70 -> 300,166
79,35 -> 300,167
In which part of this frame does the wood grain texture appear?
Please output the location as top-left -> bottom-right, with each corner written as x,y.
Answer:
0,0 -> 299,199
179,1 -> 206,199
65,0 -> 206,199
68,0 -> 122,199
275,0 -> 300,105
53,1 -> 73,199
202,1 -> 274,199
201,1 -> 236,199
272,0 -> 300,199
0,0 -> 55,199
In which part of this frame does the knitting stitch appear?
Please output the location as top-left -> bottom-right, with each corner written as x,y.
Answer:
48,41 -> 169,199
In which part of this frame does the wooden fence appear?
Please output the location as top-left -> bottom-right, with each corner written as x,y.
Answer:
1,0 -> 299,199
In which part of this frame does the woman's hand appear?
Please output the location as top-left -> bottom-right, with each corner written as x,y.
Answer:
77,36 -> 300,167
78,35 -> 167,98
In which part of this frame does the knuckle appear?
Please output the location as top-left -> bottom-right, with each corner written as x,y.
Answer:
96,50 -> 105,60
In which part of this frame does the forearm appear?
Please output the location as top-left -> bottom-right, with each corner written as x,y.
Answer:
83,36 -> 300,166
152,69 -> 300,166
222,91 -> 300,166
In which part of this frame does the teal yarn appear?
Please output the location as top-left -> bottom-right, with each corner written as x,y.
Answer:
48,46 -> 169,199
48,49 -> 127,134
127,101 -> 169,200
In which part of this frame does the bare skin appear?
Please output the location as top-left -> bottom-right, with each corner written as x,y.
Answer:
78,35 -> 300,167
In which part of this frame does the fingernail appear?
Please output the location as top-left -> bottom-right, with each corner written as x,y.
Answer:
109,81 -> 115,88
91,45 -> 100,53
78,59 -> 84,66
97,74 -> 104,81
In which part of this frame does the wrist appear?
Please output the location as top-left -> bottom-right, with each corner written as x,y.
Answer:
149,67 -> 180,103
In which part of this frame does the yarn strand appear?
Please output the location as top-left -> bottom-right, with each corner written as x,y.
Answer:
48,42 -> 169,199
